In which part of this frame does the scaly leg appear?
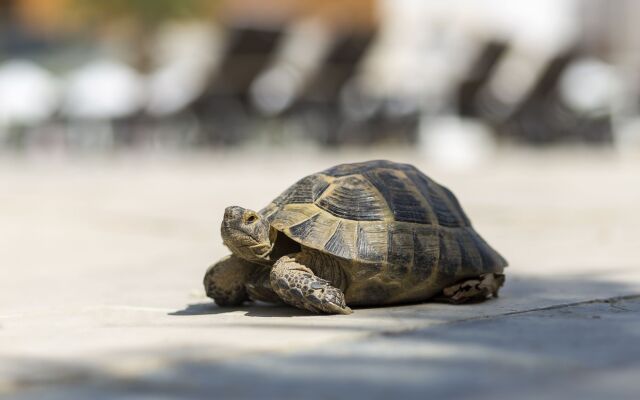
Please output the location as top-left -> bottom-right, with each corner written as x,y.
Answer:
246,267 -> 282,304
270,255 -> 352,315
204,255 -> 254,306
205,255 -> 281,306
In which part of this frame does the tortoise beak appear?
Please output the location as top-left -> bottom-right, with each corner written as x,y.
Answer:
222,206 -> 247,233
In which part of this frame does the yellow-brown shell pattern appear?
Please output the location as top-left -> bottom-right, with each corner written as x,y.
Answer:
259,160 -> 507,285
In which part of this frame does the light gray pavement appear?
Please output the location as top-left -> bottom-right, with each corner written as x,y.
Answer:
1,148 -> 639,399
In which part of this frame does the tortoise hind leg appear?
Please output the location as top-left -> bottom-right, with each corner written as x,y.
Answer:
436,273 -> 505,304
204,255 -> 280,306
204,255 -> 253,306
271,255 -> 352,315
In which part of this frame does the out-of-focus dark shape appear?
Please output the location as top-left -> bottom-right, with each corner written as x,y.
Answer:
292,31 -> 375,146
190,26 -> 283,146
0,0 -> 636,152
457,41 -> 509,120
502,50 -> 613,144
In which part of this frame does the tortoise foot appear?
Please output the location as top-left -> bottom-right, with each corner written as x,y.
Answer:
271,255 -> 352,315
437,273 -> 505,304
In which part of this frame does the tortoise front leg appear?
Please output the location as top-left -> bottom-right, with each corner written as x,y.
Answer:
270,254 -> 352,315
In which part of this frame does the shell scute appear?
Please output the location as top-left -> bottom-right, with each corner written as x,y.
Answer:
356,222 -> 387,263
386,223 -> 414,279
287,212 -> 339,247
412,226 -> 440,280
316,175 -> 387,221
273,174 -> 330,205
323,220 -> 358,259
362,169 -> 432,224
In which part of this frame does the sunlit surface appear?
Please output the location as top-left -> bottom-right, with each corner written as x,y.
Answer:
1,148 -> 639,398
1,0 -> 640,398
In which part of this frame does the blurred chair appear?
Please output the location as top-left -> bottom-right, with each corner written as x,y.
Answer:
503,50 -> 614,144
0,60 -> 59,147
147,23 -> 220,118
61,59 -> 145,148
145,22 -> 221,148
288,31 -> 375,146
456,40 -> 509,121
558,57 -> 619,144
189,25 -> 283,145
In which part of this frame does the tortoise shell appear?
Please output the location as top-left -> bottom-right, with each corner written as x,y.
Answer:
260,160 -> 507,280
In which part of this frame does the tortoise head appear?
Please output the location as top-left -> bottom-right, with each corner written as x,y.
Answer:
221,206 -> 275,263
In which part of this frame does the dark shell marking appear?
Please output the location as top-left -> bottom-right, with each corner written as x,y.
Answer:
260,160 -> 507,291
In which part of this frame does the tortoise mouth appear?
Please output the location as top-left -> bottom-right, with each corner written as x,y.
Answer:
222,221 -> 271,248
221,226 -> 261,249
221,223 -> 275,263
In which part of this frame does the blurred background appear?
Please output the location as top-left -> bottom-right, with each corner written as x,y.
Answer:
1,0 -> 639,157
2,2 -> 640,397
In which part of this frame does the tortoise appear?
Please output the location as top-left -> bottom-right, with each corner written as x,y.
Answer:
204,160 -> 507,314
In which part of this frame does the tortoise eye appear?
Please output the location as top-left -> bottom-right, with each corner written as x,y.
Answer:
245,214 -> 258,224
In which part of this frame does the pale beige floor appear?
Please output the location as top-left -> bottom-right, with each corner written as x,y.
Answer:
1,147 -> 639,399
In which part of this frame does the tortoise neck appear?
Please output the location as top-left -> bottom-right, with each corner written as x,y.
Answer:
267,231 -> 302,263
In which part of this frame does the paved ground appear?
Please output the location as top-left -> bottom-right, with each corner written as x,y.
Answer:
1,147 -> 639,399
